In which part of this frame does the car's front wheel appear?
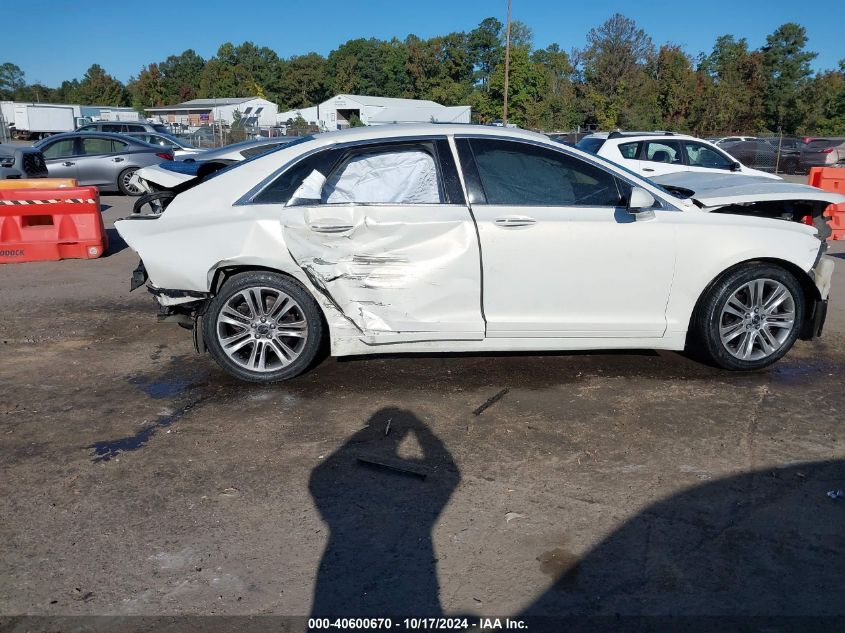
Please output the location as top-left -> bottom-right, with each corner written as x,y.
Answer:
203,271 -> 325,382
694,264 -> 804,370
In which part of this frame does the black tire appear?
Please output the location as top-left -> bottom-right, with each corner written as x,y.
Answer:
203,271 -> 325,383
782,158 -> 798,175
117,167 -> 142,196
693,264 -> 804,371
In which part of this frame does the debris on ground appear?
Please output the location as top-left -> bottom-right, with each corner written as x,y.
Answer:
357,453 -> 428,479
827,489 -> 844,500
473,388 -> 509,416
505,512 -> 527,523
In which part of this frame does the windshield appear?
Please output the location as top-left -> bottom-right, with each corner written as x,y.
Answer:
152,124 -> 170,134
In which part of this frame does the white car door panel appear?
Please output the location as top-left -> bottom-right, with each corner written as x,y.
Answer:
473,205 -> 676,337
279,142 -> 485,343
460,138 -> 676,338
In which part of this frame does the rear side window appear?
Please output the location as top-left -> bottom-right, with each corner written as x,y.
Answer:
468,139 -> 623,207
127,125 -> 145,132
322,148 -> 442,205
102,124 -> 122,133
618,142 -> 641,159
81,138 -> 114,155
253,150 -> 339,205
643,140 -> 683,164
575,137 -> 605,154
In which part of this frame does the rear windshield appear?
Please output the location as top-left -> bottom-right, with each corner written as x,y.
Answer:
806,139 -> 842,149
575,137 -> 605,154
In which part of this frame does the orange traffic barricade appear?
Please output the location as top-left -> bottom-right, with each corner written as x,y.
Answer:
0,178 -> 78,190
0,186 -> 108,263
808,167 -> 845,240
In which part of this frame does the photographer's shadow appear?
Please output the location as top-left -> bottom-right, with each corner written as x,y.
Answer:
309,408 -> 460,617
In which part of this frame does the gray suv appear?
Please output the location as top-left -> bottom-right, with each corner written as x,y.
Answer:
76,121 -> 171,135
0,144 -> 48,179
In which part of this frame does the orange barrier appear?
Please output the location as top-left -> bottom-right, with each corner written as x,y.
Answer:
808,167 -> 845,240
0,178 -> 78,190
0,187 -> 107,263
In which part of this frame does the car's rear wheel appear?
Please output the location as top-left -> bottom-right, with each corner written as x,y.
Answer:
203,271 -> 324,382
118,167 -> 142,196
694,264 -> 804,370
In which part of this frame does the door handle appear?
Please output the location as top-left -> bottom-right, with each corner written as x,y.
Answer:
309,223 -> 353,234
493,216 -> 537,228
642,168 -> 655,172
62,161 -> 75,166
113,157 -> 124,162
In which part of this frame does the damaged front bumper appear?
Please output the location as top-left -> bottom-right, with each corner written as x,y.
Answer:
801,253 -> 834,340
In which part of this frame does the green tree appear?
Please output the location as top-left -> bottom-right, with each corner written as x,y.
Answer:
158,49 -> 205,102
468,17 -> 503,91
695,35 -> 766,134
489,45 -> 547,127
0,62 -> 25,100
128,63 -> 166,110
531,44 -> 580,130
800,64 -> 845,134
77,64 -> 128,105
761,23 -> 817,133
278,53 -> 330,109
655,45 -> 696,129
579,13 -> 658,129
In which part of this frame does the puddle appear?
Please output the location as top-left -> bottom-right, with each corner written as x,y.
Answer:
86,398 -> 205,463
129,358 -> 209,399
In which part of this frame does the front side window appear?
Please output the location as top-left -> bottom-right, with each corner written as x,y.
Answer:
618,142 -> 641,159
468,138 -> 623,207
322,148 -> 442,205
127,124 -> 145,132
684,141 -> 734,169
41,139 -> 76,159
643,140 -> 683,165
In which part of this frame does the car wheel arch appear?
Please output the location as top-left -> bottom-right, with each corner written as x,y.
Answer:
687,257 -> 819,336
207,264 -> 331,331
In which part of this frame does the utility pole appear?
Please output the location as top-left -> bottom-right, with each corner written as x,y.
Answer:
502,0 -> 511,126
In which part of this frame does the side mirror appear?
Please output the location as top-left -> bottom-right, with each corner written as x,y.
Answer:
731,161 -> 742,172
627,187 -> 656,213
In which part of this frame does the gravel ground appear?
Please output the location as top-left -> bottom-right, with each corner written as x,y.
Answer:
0,194 -> 843,631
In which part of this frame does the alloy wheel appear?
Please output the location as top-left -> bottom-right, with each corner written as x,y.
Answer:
216,287 -> 308,372
719,278 -> 796,361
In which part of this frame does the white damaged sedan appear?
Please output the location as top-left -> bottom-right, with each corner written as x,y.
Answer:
115,124 -> 843,382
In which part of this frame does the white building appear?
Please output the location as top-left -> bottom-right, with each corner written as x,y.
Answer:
278,94 -> 471,131
145,97 -> 278,128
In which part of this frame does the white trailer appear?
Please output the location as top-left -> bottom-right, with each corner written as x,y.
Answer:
12,104 -> 78,140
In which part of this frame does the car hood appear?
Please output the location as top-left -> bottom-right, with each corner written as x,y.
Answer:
653,171 -> 845,207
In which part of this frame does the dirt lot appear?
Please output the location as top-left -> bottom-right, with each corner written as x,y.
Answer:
1,194 -> 844,629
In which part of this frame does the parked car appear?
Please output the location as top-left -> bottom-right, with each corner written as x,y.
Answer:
0,144 -> 48,179
800,137 -> 845,170
576,132 -> 780,180
76,121 -> 170,135
114,124 -> 842,383
720,138 -> 804,174
129,137 -> 301,196
124,132 -> 199,157
34,132 -> 174,195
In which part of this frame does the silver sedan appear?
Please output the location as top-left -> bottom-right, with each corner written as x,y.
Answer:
34,132 -> 175,195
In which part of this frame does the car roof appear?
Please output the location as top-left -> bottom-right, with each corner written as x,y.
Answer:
35,131 -> 160,148
314,123 -> 551,144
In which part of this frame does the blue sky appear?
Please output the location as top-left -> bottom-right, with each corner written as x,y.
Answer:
11,0 -> 845,87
